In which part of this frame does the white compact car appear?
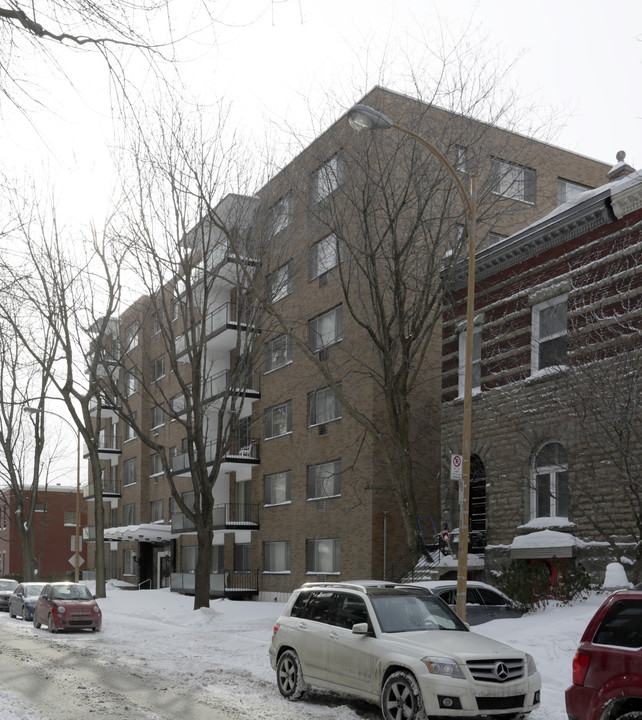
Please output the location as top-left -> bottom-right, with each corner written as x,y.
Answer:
269,581 -> 540,720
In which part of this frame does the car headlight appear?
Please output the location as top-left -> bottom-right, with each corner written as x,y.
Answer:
93,606 -> 101,614
422,656 -> 465,679
57,606 -> 66,614
526,653 -> 537,676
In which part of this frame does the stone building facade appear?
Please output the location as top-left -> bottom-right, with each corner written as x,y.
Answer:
440,161 -> 642,586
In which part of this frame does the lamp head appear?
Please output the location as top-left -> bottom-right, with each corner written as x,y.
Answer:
347,105 -> 394,132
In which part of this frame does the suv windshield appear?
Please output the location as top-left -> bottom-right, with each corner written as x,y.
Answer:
370,592 -> 467,633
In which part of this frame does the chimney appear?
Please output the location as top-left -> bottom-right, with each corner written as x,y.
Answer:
607,150 -> 635,181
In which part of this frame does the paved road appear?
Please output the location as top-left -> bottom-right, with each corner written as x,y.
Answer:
0,625 -> 240,720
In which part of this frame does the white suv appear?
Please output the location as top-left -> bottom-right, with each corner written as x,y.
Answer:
269,581 -> 541,720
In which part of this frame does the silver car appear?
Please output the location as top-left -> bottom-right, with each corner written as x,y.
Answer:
269,581 -> 540,720
0,578 -> 19,611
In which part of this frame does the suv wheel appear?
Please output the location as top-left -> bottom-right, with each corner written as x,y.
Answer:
381,670 -> 425,720
619,714 -> 642,720
276,649 -> 306,700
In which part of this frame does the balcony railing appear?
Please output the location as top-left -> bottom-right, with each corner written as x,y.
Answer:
83,477 -> 121,500
83,435 -> 122,459
170,569 -> 258,597
176,302 -> 254,357
171,502 -> 259,534
203,370 -> 260,403
171,437 -> 259,474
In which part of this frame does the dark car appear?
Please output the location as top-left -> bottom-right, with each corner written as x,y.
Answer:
0,578 -> 19,611
9,582 -> 47,621
410,580 -> 524,625
32,582 -> 102,633
566,588 -> 642,720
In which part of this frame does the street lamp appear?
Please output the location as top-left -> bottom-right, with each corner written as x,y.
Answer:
347,104 -> 477,621
25,407 -> 82,582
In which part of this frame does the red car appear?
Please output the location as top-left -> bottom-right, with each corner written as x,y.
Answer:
32,582 -> 102,633
566,589 -> 642,720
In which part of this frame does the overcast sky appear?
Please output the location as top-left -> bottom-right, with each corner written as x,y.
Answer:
3,0 -> 641,222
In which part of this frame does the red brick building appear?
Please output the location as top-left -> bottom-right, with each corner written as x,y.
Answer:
440,159 -> 642,584
0,485 -> 87,579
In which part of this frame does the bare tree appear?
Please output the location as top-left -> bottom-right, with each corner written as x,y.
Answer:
0,312 -> 58,580
0,190 -> 125,597
91,102 -> 266,609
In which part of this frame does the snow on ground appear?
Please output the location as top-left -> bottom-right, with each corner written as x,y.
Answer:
0,581 -> 612,720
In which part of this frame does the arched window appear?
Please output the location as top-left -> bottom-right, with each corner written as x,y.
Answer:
532,442 -> 569,519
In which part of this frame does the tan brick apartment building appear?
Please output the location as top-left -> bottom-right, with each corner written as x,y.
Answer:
440,160 -> 642,585
84,86 -> 610,600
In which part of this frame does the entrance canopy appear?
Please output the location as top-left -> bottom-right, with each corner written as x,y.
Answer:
104,524 -> 172,543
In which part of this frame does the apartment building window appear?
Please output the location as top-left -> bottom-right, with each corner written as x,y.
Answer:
309,233 -> 342,280
311,153 -> 343,204
151,355 -> 165,382
150,452 -> 163,476
458,326 -> 482,396
307,538 -> 340,574
124,322 -> 139,351
123,502 -> 136,524
264,400 -> 292,439
124,413 -> 137,442
151,313 -> 161,336
264,471 -> 292,505
212,545 -> 224,573
269,194 -> 292,235
264,541 -> 290,573
123,549 -> 136,575
309,305 -> 342,352
268,262 -> 293,303
455,145 -> 467,173
170,393 -> 186,417
307,460 -> 341,499
150,499 -> 164,523
123,458 -> 137,486
491,157 -> 536,204
558,178 -> 590,205
532,442 -> 569,519
107,464 -> 118,494
308,385 -> 342,426
235,543 -> 251,571
531,295 -> 568,373
181,546 -> 197,573
265,334 -> 292,372
124,371 -> 138,397
151,405 -> 165,430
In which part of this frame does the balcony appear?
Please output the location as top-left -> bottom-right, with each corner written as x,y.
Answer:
175,302 -> 258,360
203,369 -> 260,407
171,437 -> 259,476
89,398 -> 121,421
170,569 -> 258,598
83,434 -> 122,464
83,477 -> 121,500
171,502 -> 259,535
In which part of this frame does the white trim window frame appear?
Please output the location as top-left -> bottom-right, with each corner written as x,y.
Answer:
264,470 -> 292,506
531,294 -> 568,374
530,442 -> 569,520
269,194 -> 292,236
123,458 -> 137,487
309,233 -> 342,280
491,157 -> 536,204
311,153 -> 343,204
309,305 -> 342,352
124,322 -> 139,352
265,334 -> 292,373
264,540 -> 291,573
308,385 -> 341,426
307,460 -> 341,500
268,262 -> 293,303
151,355 -> 165,383
306,537 -> 340,574
264,400 -> 292,439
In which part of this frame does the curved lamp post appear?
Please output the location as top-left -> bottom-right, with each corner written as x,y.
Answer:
347,104 -> 477,622
25,406 -> 82,583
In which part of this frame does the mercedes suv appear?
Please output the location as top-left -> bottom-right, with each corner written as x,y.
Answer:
269,581 -> 541,720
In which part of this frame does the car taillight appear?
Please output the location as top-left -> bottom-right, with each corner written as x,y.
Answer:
272,623 -> 280,638
572,651 -> 591,685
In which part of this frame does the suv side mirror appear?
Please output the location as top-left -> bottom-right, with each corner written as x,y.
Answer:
352,622 -> 369,635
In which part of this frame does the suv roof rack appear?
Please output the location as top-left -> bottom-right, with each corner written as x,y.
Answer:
300,580 -> 430,594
